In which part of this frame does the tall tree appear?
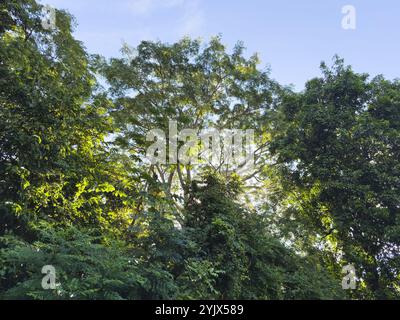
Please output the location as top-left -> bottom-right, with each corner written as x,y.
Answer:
270,57 -> 400,299
0,0 -> 137,237
98,37 -> 278,208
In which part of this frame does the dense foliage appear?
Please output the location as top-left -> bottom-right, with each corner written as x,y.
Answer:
0,0 -> 398,299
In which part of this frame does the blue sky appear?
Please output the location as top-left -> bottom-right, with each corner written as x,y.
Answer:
40,0 -> 400,90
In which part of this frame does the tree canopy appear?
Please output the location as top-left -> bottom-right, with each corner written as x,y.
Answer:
0,0 -> 399,300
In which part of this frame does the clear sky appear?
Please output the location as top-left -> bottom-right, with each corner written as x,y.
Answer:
39,0 -> 400,90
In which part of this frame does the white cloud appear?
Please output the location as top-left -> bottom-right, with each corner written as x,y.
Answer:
179,0 -> 204,36
126,0 -> 205,37
127,0 -> 185,16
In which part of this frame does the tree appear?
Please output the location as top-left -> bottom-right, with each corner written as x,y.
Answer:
97,37 -> 277,208
0,223 -> 146,300
1,0 -> 398,300
270,57 -> 400,299
0,0 -> 137,237
182,172 -> 344,299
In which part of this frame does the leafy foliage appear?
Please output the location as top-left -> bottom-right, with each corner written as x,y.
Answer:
0,0 -> 398,300
269,57 -> 400,299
